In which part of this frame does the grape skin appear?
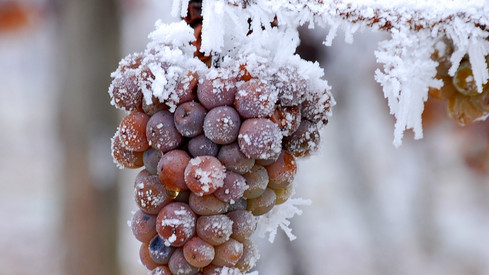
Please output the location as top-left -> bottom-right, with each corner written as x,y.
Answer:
196,215 -> 233,246
174,101 -> 207,138
131,209 -> 157,243
242,165 -> 269,199
111,132 -> 144,169
168,248 -> 200,275
188,134 -> 220,157
158,150 -> 191,192
140,242 -> 161,271
213,171 -> 248,203
265,150 -> 297,189
189,193 -> 229,216
227,210 -> 257,242
183,236 -> 215,268
203,106 -> 241,145
156,202 -> 197,247
217,142 -> 255,174
143,148 -> 162,175
238,118 -> 282,160
211,238 -> 244,267
234,79 -> 277,119
197,69 -> 237,110
149,235 -> 176,264
247,188 -> 277,216
109,72 -> 143,112
235,239 -> 259,272
283,119 -> 320,157
146,110 -> 184,152
149,266 -> 172,275
184,156 -> 226,196
134,172 -> 171,215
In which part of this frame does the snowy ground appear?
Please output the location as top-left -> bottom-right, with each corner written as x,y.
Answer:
1,1 -> 489,275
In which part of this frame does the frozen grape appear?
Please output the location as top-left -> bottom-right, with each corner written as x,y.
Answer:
196,215 -> 233,246
265,151 -> 297,189
158,150 -> 191,192
140,242 -> 161,271
197,69 -> 237,110
283,119 -> 320,157
174,71 -> 199,106
274,184 -> 294,205
188,135 -> 220,157
119,112 -> 150,152
183,236 -> 215,267
269,105 -> 301,136
156,202 -> 197,247
174,102 -> 207,138
168,248 -> 200,275
234,79 -> 277,118
143,148 -> 163,175
247,188 -> 277,216
189,193 -> 229,215
212,238 -> 243,267
235,239 -> 259,272
238,118 -> 282,160
214,171 -> 248,203
227,210 -> 257,242
148,235 -> 176,264
242,165 -> 268,199
111,132 -> 144,169
131,209 -> 157,243
134,172 -> 171,215
272,66 -> 307,106
184,156 -> 226,196
217,142 -> 255,174
301,88 -> 332,125
147,110 -> 184,152
149,266 -> 172,275
203,106 -> 241,145
109,73 -> 143,112
143,95 -> 168,116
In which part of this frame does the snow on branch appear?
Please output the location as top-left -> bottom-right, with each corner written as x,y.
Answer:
173,0 -> 489,146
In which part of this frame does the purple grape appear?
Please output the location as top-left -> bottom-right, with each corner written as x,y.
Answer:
131,209 -> 157,243
168,248 -> 200,275
174,101 -> 207,138
148,235 -> 176,264
227,210 -> 257,242
203,106 -> 241,145
143,148 -> 163,175
283,119 -> 320,157
196,215 -> 233,246
188,134 -> 220,157
214,171 -> 248,203
217,142 -> 255,174
234,79 -> 277,118
146,110 -> 183,152
197,69 -> 237,110
238,118 -> 282,160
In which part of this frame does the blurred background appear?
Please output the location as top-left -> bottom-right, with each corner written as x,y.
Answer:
1,0 -> 489,274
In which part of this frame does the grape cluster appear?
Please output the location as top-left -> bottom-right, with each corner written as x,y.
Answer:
109,19 -> 332,275
430,42 -> 489,126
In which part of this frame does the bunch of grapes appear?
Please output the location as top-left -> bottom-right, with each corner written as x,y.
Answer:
429,40 -> 489,126
108,16 -> 332,274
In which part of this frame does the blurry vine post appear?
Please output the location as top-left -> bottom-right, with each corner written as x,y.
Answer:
58,0 -> 121,274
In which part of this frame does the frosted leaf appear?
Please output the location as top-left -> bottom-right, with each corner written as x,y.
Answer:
257,195 -> 311,243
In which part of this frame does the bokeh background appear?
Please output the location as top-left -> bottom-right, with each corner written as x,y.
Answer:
1,0 -> 489,274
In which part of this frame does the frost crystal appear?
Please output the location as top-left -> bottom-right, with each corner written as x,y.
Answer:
257,196 -> 312,243
173,0 -> 489,145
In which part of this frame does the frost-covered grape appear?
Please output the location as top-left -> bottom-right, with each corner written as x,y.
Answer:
214,171 -> 248,203
189,193 -> 229,215
174,71 -> 199,105
235,239 -> 259,272
203,106 -> 241,145
149,266 -> 172,275
447,94 -> 484,126
157,150 -> 191,192
183,236 -> 215,268
196,215 -> 233,246
148,235 -> 176,264
453,59 -> 479,96
238,118 -> 282,160
272,66 -> 307,106
147,110 -> 184,152
131,209 -> 157,243
111,132 -> 144,169
188,134 -> 220,157
168,248 -> 200,275
197,69 -> 237,110
217,142 -> 255,174
134,173 -> 171,215
269,105 -> 301,136
227,198 -> 247,212
265,151 -> 297,189
242,165 -> 269,199
283,120 -> 320,157
119,112 -> 151,152
156,202 -> 197,247
247,188 -> 277,216
109,73 -> 143,112
301,89 -> 332,125
143,148 -> 162,175
174,102 -> 207,138
274,184 -> 294,205
184,156 -> 226,196
234,79 -> 277,118
227,210 -> 257,242
212,238 -> 243,267
118,52 -> 143,73
140,242 -> 161,271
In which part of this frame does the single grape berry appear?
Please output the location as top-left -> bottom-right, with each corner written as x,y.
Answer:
283,119 -> 320,157
247,188 -> 277,216
146,110 -> 184,152
183,236 -> 215,268
134,172 -> 172,215
269,105 -> 302,136
189,193 -> 229,216
156,202 -> 197,247
196,215 -> 233,246
157,150 -> 191,192
227,210 -> 257,242
238,118 -> 282,160
203,106 -> 241,145
234,79 -> 277,118
119,111 -> 151,152
148,235 -> 176,264
184,156 -> 226,196
213,171 -> 248,203
111,132 -> 144,169
235,239 -> 259,272
131,209 -> 157,243
187,134 -> 220,157
174,101 -> 207,138
212,238 -> 244,267
197,69 -> 237,110
217,142 -> 255,174
109,72 -> 143,112
273,184 -> 295,205
265,150 -> 297,189
140,242 -> 161,271
242,165 -> 269,199
168,248 -> 200,275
